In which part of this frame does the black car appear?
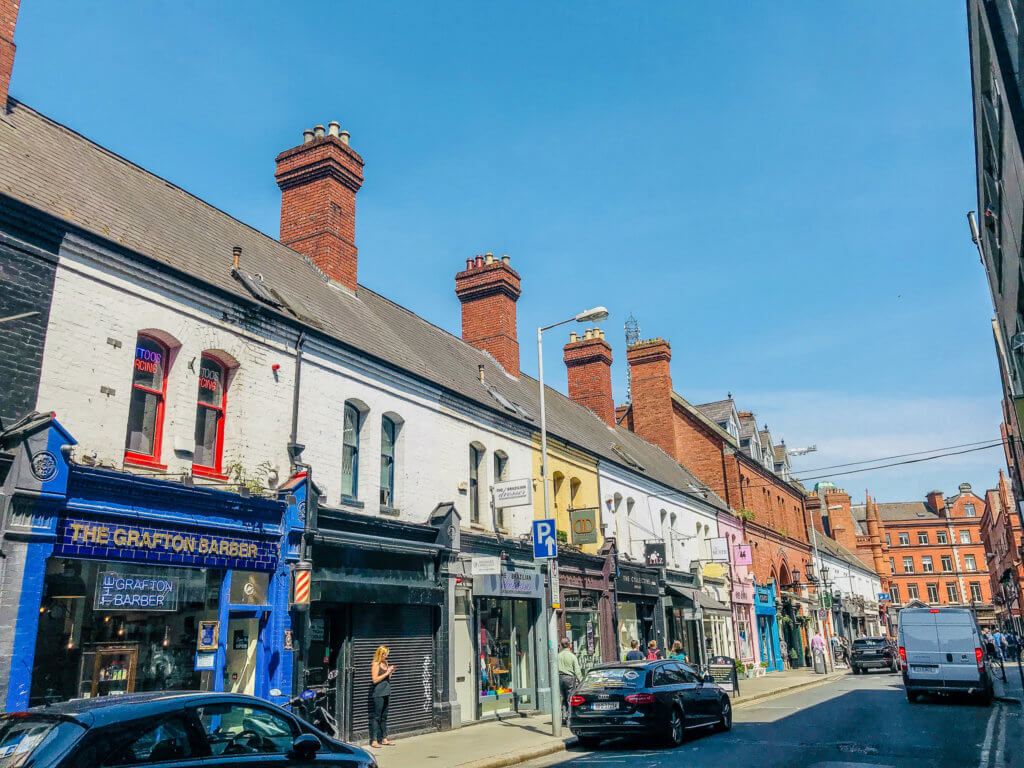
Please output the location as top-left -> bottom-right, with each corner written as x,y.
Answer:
850,636 -> 898,674
568,660 -> 731,748
0,692 -> 376,768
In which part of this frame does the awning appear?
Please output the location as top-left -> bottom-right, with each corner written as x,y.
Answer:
664,585 -> 730,614
698,592 -> 731,614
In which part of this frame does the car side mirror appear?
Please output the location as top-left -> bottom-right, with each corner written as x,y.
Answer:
701,673 -> 714,684
292,733 -> 321,760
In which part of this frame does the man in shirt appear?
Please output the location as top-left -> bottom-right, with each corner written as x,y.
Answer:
624,639 -> 644,661
993,629 -> 1005,660
557,638 -> 583,723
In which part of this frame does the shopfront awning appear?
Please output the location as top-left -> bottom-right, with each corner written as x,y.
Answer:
664,585 -> 731,614
698,592 -> 731,614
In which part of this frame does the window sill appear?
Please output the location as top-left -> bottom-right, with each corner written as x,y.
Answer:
124,454 -> 167,471
192,466 -> 227,481
379,505 -> 401,517
469,522 -> 486,531
340,497 -> 365,510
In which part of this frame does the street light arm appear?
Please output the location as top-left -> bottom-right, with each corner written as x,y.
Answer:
539,316 -> 579,333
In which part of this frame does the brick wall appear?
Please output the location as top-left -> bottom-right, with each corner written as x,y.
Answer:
625,339 -> 677,457
563,329 -> 614,426
455,255 -> 521,377
0,0 -> 18,107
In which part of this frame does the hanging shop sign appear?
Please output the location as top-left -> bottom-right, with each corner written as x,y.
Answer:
95,568 -> 179,611
701,562 -> 727,579
733,544 -> 753,566
644,542 -> 666,567
709,537 -> 729,563
491,478 -> 533,508
56,516 -> 275,571
617,566 -> 660,598
731,583 -> 755,604
570,508 -> 599,545
473,569 -> 546,599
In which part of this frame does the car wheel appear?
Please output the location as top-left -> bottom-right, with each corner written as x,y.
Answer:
665,707 -> 685,747
714,698 -> 732,732
852,666 -> 859,675
576,735 -> 602,749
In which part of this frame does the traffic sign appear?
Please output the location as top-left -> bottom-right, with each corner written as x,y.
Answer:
878,592 -> 891,601
533,518 -> 557,559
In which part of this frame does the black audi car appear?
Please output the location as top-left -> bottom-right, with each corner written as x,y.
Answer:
850,636 -> 898,674
568,660 -> 731,748
0,692 -> 376,768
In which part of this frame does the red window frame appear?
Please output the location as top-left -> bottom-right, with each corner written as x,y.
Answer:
192,353 -> 228,479
124,333 -> 169,469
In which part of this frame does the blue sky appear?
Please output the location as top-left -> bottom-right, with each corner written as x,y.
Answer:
10,1 -> 1003,501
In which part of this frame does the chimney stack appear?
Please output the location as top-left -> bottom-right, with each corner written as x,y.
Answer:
0,0 -> 20,108
455,254 -> 522,377
564,328 -> 614,426
625,338 -> 677,458
926,490 -> 945,517
275,122 -> 364,291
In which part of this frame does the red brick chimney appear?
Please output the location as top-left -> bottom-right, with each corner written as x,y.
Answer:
625,338 -> 677,457
0,0 -> 19,108
564,328 -> 614,426
455,254 -> 522,377
275,122 -> 364,291
926,490 -> 946,517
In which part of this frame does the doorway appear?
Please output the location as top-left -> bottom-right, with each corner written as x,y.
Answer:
224,616 -> 259,695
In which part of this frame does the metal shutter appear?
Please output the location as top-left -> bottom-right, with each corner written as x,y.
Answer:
351,605 -> 435,738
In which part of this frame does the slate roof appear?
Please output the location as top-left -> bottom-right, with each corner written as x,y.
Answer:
0,100 -> 728,512
758,429 -> 772,450
695,399 -> 735,426
773,445 -> 788,462
738,415 -> 758,440
808,527 -> 875,573
850,502 -> 941,527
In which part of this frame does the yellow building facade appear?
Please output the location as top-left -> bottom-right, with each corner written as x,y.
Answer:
531,434 -> 603,554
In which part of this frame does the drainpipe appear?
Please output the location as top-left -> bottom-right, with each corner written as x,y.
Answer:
288,332 -> 307,473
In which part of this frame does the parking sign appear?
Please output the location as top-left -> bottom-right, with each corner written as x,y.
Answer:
533,518 -> 557,559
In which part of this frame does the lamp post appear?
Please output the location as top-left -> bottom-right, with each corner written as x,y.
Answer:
538,305 -> 609,737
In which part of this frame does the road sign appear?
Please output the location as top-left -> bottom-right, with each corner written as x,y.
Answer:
533,518 -> 557,559
878,592 -> 891,601
492,478 -> 533,508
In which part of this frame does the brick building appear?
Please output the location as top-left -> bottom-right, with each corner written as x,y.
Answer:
980,471 -> 1024,633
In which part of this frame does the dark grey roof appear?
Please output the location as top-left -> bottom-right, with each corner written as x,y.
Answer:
0,100 -> 727,512
695,399 -> 735,425
773,445 -> 788,462
851,502 -> 941,524
738,416 -> 758,440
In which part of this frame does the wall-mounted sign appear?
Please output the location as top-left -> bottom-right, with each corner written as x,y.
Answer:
491,478 -> 533,508
877,592 -> 891,601
197,620 -> 220,652
473,569 -> 545,599
733,545 -> 753,566
471,556 -> 501,576
731,583 -> 755,604
283,630 -> 294,651
709,537 -> 729,563
644,542 -> 666,567
617,566 -> 660,597
309,618 -> 325,642
95,569 -> 179,611
195,652 -> 216,671
570,508 -> 599,545
56,517 -> 276,571
702,562 -> 727,580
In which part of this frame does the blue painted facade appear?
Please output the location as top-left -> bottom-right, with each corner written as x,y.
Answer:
754,583 -> 784,672
3,419 -> 303,711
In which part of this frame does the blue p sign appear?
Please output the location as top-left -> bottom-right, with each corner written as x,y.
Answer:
533,518 -> 557,559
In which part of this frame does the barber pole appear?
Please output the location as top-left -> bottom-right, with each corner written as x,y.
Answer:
292,561 -> 312,610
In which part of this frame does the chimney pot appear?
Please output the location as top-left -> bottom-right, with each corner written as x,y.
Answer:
302,129 -> 315,144
339,130 -> 350,145
313,124 -> 325,138
501,254 -> 510,264
569,332 -> 578,342
474,255 -> 484,268
485,254 -> 494,264
466,258 -> 474,270
327,121 -> 340,137
232,246 -> 242,270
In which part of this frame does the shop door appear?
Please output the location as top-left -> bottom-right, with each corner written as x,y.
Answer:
510,600 -> 535,712
225,616 -> 260,695
351,605 -> 435,740
453,615 -> 477,723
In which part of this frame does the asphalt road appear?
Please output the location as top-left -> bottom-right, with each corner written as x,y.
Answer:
520,671 -> 1023,768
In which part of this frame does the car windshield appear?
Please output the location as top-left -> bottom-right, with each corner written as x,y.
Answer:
578,668 -> 646,689
0,716 -> 70,767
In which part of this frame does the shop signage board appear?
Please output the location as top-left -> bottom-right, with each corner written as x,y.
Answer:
733,544 -> 753,566
570,508 -> 598,545
701,562 -> 727,579
709,537 -> 729,563
644,542 -> 666,567
95,569 -> 179,611
731,583 -> 755,604
56,516 -> 275,571
491,478 -> 532,508
550,558 -> 560,607
532,519 -> 557,559
471,556 -> 501,576
707,657 -> 737,692
473,569 -> 545,600
617,566 -> 660,597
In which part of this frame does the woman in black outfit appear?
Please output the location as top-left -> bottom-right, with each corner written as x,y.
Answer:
369,646 -> 395,749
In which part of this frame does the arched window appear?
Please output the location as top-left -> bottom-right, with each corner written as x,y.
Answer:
193,354 -> 227,477
569,477 -> 582,509
625,498 -> 636,554
125,334 -> 169,466
342,403 -> 360,500
469,443 -> 484,523
493,450 -> 509,528
380,415 -> 397,506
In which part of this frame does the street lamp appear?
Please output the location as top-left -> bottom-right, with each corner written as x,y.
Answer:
538,305 -> 608,738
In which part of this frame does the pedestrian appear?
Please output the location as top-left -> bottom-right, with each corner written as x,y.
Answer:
668,641 -> 687,662
557,638 -> 583,724
779,638 -> 788,668
984,629 -> 997,661
368,645 -> 395,749
646,639 -> 663,660
624,639 -> 644,661
1007,631 -> 1018,660
993,628 -> 1005,660
830,636 -> 845,668
1000,631 -> 1010,660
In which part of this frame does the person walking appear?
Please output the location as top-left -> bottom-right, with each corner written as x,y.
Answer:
646,639 -> 663,660
984,629 -> 998,662
624,640 -> 644,661
368,646 -> 395,749
668,641 -> 688,662
557,639 -> 583,724
993,628 -> 1005,661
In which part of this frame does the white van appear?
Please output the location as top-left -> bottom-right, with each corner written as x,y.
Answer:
897,606 -> 991,704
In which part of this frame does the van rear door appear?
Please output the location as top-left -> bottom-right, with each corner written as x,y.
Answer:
935,611 -> 981,688
901,611 -> 943,687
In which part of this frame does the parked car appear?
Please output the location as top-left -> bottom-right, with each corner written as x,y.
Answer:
850,636 -> 898,674
898,606 -> 992,704
568,660 -> 731,748
0,691 -> 377,768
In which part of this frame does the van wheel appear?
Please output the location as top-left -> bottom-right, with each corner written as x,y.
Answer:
906,689 -> 918,703
976,686 -> 993,706
576,735 -> 601,749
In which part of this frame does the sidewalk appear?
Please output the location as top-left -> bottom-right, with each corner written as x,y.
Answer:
993,659 -> 1024,703
372,668 -> 847,768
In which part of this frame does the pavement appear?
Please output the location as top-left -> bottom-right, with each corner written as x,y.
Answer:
371,668 -> 845,768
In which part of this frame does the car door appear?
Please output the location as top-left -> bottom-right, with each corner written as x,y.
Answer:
680,663 -> 719,723
83,712 -> 207,768
652,663 -> 699,723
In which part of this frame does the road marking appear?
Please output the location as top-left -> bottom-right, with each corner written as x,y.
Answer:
978,702 -> 999,768
994,702 -> 1007,768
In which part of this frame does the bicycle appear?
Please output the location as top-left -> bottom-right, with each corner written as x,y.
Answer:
288,669 -> 340,739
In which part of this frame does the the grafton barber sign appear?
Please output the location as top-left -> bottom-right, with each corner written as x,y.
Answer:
56,517 -> 276,570
95,570 -> 179,611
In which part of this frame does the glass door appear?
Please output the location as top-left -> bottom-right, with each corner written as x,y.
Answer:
224,616 -> 259,695
511,600 -> 535,712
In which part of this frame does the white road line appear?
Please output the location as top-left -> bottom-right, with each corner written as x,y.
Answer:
978,702 -> 1000,768
994,703 -> 1007,768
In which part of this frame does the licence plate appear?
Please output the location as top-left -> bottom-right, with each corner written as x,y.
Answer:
592,702 -> 618,711
911,665 -> 938,673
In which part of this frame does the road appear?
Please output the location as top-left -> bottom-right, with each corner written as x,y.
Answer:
520,671 -> 1023,768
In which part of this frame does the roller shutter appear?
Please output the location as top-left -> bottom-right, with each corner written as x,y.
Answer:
351,604 -> 435,738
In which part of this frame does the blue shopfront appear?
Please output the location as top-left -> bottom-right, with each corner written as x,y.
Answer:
1,419 -> 301,711
755,583 -> 783,672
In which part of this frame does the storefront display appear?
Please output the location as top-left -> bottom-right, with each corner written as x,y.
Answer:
755,583 -> 783,672
615,565 -> 662,660
561,589 -> 602,672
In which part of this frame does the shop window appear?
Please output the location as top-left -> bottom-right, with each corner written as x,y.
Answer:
124,334 -> 169,467
342,402 -> 360,500
103,715 -> 195,766
960,530 -> 972,544
380,416 -> 397,507
193,354 -> 228,478
469,444 -> 483,524
195,703 -> 297,756
478,597 -> 534,717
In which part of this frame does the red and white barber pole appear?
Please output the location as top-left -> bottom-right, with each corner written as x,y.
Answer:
292,561 -> 312,610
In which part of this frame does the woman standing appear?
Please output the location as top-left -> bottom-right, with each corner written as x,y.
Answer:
369,646 -> 395,749
668,641 -> 687,662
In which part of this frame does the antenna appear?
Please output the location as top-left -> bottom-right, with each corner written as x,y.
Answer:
624,313 -> 640,404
